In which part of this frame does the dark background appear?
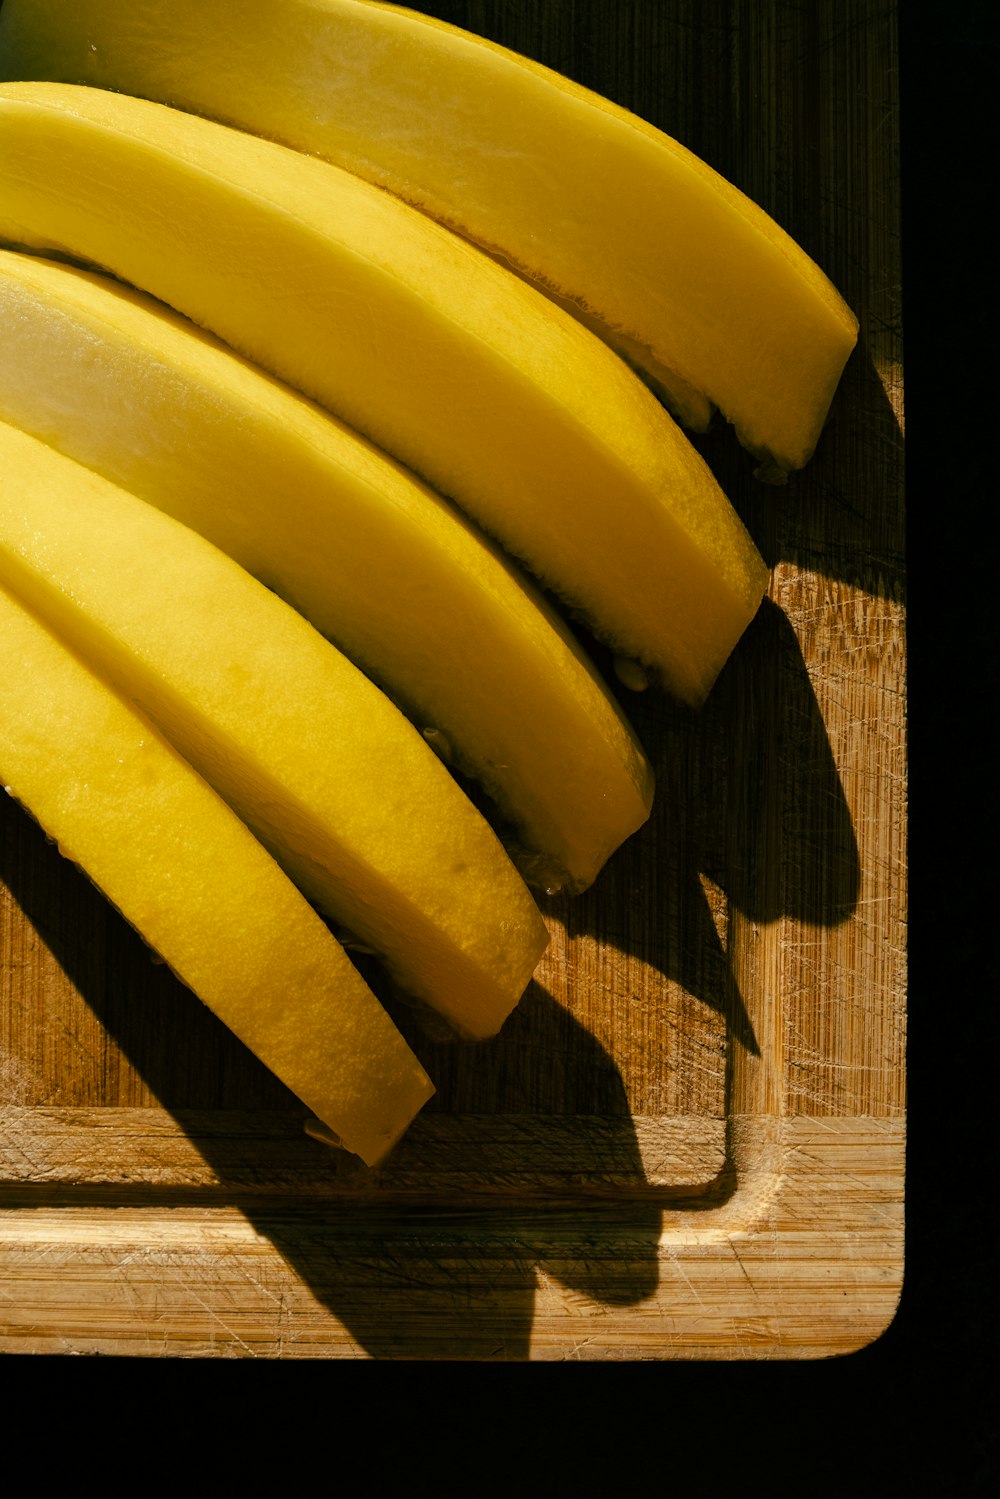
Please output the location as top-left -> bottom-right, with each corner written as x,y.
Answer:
893,0 -> 997,1485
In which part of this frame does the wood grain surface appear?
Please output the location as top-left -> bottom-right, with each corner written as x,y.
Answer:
0,0 -> 904,1359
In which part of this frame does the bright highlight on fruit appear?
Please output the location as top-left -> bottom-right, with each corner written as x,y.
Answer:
0,0 -> 858,471
0,420 -> 549,1042
0,581 -> 434,1167
0,248 -> 653,895
0,81 -> 769,706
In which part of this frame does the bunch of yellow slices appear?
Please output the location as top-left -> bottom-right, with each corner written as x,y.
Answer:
0,0 -> 857,1165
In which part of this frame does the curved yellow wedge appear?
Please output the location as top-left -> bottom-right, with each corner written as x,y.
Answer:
0,0 -> 857,469
0,248 -> 653,894
0,583 -> 433,1167
0,420 -> 549,1040
0,82 -> 768,705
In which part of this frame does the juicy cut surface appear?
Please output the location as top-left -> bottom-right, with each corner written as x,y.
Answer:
0,582 -> 435,1166
0,0 -> 858,469
0,421 -> 549,1041
0,82 -> 769,706
0,249 -> 653,894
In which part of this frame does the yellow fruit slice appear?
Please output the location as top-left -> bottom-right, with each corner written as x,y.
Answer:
0,581 -> 434,1167
0,0 -> 857,469
0,81 -> 768,706
0,249 -> 653,894
0,420 -> 549,1040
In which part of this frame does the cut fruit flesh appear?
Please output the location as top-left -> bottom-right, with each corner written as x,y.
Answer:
0,82 -> 769,705
0,249 -> 653,894
0,581 -> 434,1167
0,421 -> 549,1040
0,0 -> 857,469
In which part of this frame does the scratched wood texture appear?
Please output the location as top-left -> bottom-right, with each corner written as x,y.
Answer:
0,0 -> 904,1358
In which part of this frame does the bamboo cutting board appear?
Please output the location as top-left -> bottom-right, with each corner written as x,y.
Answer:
0,0 -> 904,1359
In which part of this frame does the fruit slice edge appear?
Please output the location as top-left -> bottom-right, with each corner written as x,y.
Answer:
0,579 -> 435,1168
0,0 -> 858,469
0,81 -> 770,705
0,247 -> 653,894
0,419 -> 550,1041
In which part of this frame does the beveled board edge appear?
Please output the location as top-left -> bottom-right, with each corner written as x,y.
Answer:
0,1115 -> 903,1359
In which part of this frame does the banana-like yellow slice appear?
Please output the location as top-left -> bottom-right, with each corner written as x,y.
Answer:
0,420 -> 549,1040
0,581 -> 434,1167
0,0 -> 857,470
0,82 -> 768,706
0,248 -> 652,894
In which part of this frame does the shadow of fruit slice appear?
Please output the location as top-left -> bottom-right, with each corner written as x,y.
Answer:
0,82 -> 768,707
0,249 -> 652,896
0,581 -> 434,1167
0,421 -> 549,1041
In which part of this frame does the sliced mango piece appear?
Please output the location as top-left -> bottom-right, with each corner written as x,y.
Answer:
0,82 -> 768,705
0,582 -> 433,1166
0,248 -> 653,894
0,420 -> 549,1040
0,0 -> 857,469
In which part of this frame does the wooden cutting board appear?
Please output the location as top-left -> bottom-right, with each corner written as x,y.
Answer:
0,0 -> 904,1359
